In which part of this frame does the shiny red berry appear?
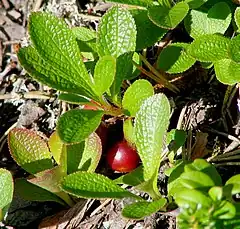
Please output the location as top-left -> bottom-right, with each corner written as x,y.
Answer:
106,141 -> 140,173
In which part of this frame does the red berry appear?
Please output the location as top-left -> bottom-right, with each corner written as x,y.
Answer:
106,141 -> 140,173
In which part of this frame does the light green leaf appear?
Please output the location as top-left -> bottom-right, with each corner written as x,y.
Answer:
93,56 -> 116,96
214,201 -> 236,219
72,27 -> 96,41
61,171 -> 140,199
175,189 -> 212,209
122,199 -> 167,219
187,34 -> 230,62
226,174 -> 240,195
15,178 -> 65,205
184,0 -> 208,9
214,59 -> 240,85
57,109 -> 104,144
157,42 -> 196,74
48,131 -> 63,165
58,93 -> 90,105
97,6 -> 136,58
18,47 -> 95,98
8,128 -> 53,175
122,79 -> 154,116
0,169 -> 13,220
78,132 -> 102,172
209,186 -> 223,202
234,7 -> 240,32
229,35 -> 240,63
135,94 -> 170,181
114,166 -> 144,186
184,2 -> 231,39
148,2 -> 189,29
130,9 -> 167,50
123,119 -> 136,146
28,12 -> 96,97
107,0 -> 152,7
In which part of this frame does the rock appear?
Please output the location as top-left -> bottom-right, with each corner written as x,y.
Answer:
4,22 -> 25,40
8,9 -> 21,20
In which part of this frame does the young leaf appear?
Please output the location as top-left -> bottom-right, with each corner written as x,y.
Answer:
234,7 -> 240,32
122,79 -> 154,116
97,6 -> 136,96
184,0 -> 208,9
72,27 -> 96,41
15,178 -> 65,205
8,128 -> 53,175
148,2 -> 189,29
106,0 -> 152,7
28,12 -> 96,97
213,201 -> 236,220
184,2 -> 231,39
157,43 -> 196,74
0,169 -> 13,220
214,59 -> 240,85
209,186 -> 223,202
61,171 -> 140,199
77,132 -> 102,172
187,34 -> 230,62
228,35 -> 240,63
226,174 -> 240,195
57,109 -> 104,144
58,93 -> 90,105
123,119 -> 136,146
48,131 -> 63,165
114,166 -> 144,186
175,189 -> 212,209
130,9 -> 167,50
135,94 -> 170,181
122,199 -> 167,219
93,56 -> 116,96
18,47 -> 95,98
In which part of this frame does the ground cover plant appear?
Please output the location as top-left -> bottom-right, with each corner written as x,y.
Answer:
2,0 -> 240,228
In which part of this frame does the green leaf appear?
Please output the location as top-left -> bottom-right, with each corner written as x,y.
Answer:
0,169 -> 13,220
57,109 -> 103,144
166,129 -> 187,154
28,12 -> 96,97
72,27 -> 96,41
226,174 -> 240,195
187,34 -> 230,62
8,128 -> 53,174
18,47 -> 95,98
178,171 -> 215,190
97,7 -> 137,96
184,2 -> 231,39
184,159 -> 222,186
58,93 -> 90,105
106,0 -> 152,7
157,42 -> 196,74
97,6 -> 136,58
234,7 -> 240,33
123,119 -> 136,146
214,201 -> 236,219
77,132 -> 102,172
229,35 -> 240,63
135,94 -> 170,181
122,79 -> 154,116
214,59 -> 240,85
114,166 -> 144,186
209,186 -> 223,202
93,56 -> 116,96
184,0 -> 208,9
130,52 -> 141,79
175,189 -> 212,209
61,171 -> 140,199
15,178 -> 65,205
48,131 -> 63,165
130,9 -> 167,50
122,199 -> 167,219
148,2 -> 189,29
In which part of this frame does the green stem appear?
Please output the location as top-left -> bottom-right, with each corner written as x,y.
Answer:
57,191 -> 75,207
